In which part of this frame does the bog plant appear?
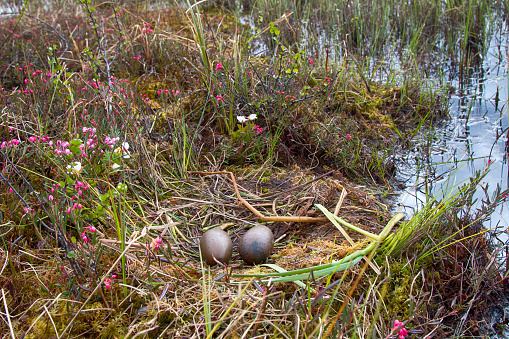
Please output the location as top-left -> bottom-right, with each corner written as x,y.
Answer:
0,0 -> 506,337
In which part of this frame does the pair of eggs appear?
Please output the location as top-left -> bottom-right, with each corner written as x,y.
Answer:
199,225 -> 274,266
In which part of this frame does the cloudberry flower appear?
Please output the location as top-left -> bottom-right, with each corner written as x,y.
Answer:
67,162 -> 82,175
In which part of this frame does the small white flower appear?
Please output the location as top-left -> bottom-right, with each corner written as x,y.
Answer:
111,163 -> 121,170
248,114 -> 257,121
114,142 -> 131,159
237,115 -> 247,123
67,161 -> 82,175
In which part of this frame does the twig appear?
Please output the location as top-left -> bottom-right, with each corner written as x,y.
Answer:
262,170 -> 335,200
334,184 -> 348,216
189,171 -> 329,223
61,228 -> 148,336
0,149 -> 83,277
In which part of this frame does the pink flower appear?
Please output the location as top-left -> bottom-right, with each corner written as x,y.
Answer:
307,58 -> 314,64
254,125 -> 263,134
104,275 -> 116,290
48,195 -> 54,201
346,134 -> 352,139
393,320 -> 408,339
216,95 -> 224,102
28,136 -> 37,142
152,237 -> 163,250
23,207 -> 31,214
216,62 -> 223,70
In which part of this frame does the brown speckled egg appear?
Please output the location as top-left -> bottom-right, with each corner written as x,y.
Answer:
199,227 -> 233,266
239,225 -> 274,265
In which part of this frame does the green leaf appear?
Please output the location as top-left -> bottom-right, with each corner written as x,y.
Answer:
67,251 -> 77,259
69,145 -> 83,156
99,192 -> 110,202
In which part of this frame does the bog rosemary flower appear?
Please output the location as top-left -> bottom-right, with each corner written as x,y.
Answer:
151,237 -> 163,250
393,320 -> 408,339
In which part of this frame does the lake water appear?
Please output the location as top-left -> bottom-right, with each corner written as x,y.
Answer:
395,24 -> 508,232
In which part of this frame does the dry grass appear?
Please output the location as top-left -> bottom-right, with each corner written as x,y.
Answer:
0,0 -> 507,338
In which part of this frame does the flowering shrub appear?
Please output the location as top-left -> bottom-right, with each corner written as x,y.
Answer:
393,320 -> 408,339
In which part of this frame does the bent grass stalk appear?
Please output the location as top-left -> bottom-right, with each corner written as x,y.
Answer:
233,211 -> 404,283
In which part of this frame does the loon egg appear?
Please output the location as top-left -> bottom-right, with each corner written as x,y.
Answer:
239,225 -> 274,265
199,227 -> 233,266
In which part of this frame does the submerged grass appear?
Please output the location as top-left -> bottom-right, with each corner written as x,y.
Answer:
0,0 -> 507,337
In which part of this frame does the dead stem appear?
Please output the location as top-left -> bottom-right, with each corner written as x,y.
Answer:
189,171 -> 330,223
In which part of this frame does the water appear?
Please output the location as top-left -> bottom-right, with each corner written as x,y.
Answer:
395,25 -> 509,231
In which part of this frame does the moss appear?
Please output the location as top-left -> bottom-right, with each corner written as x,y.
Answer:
376,261 -> 424,320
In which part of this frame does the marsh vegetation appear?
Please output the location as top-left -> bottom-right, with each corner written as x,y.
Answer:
0,0 -> 508,337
